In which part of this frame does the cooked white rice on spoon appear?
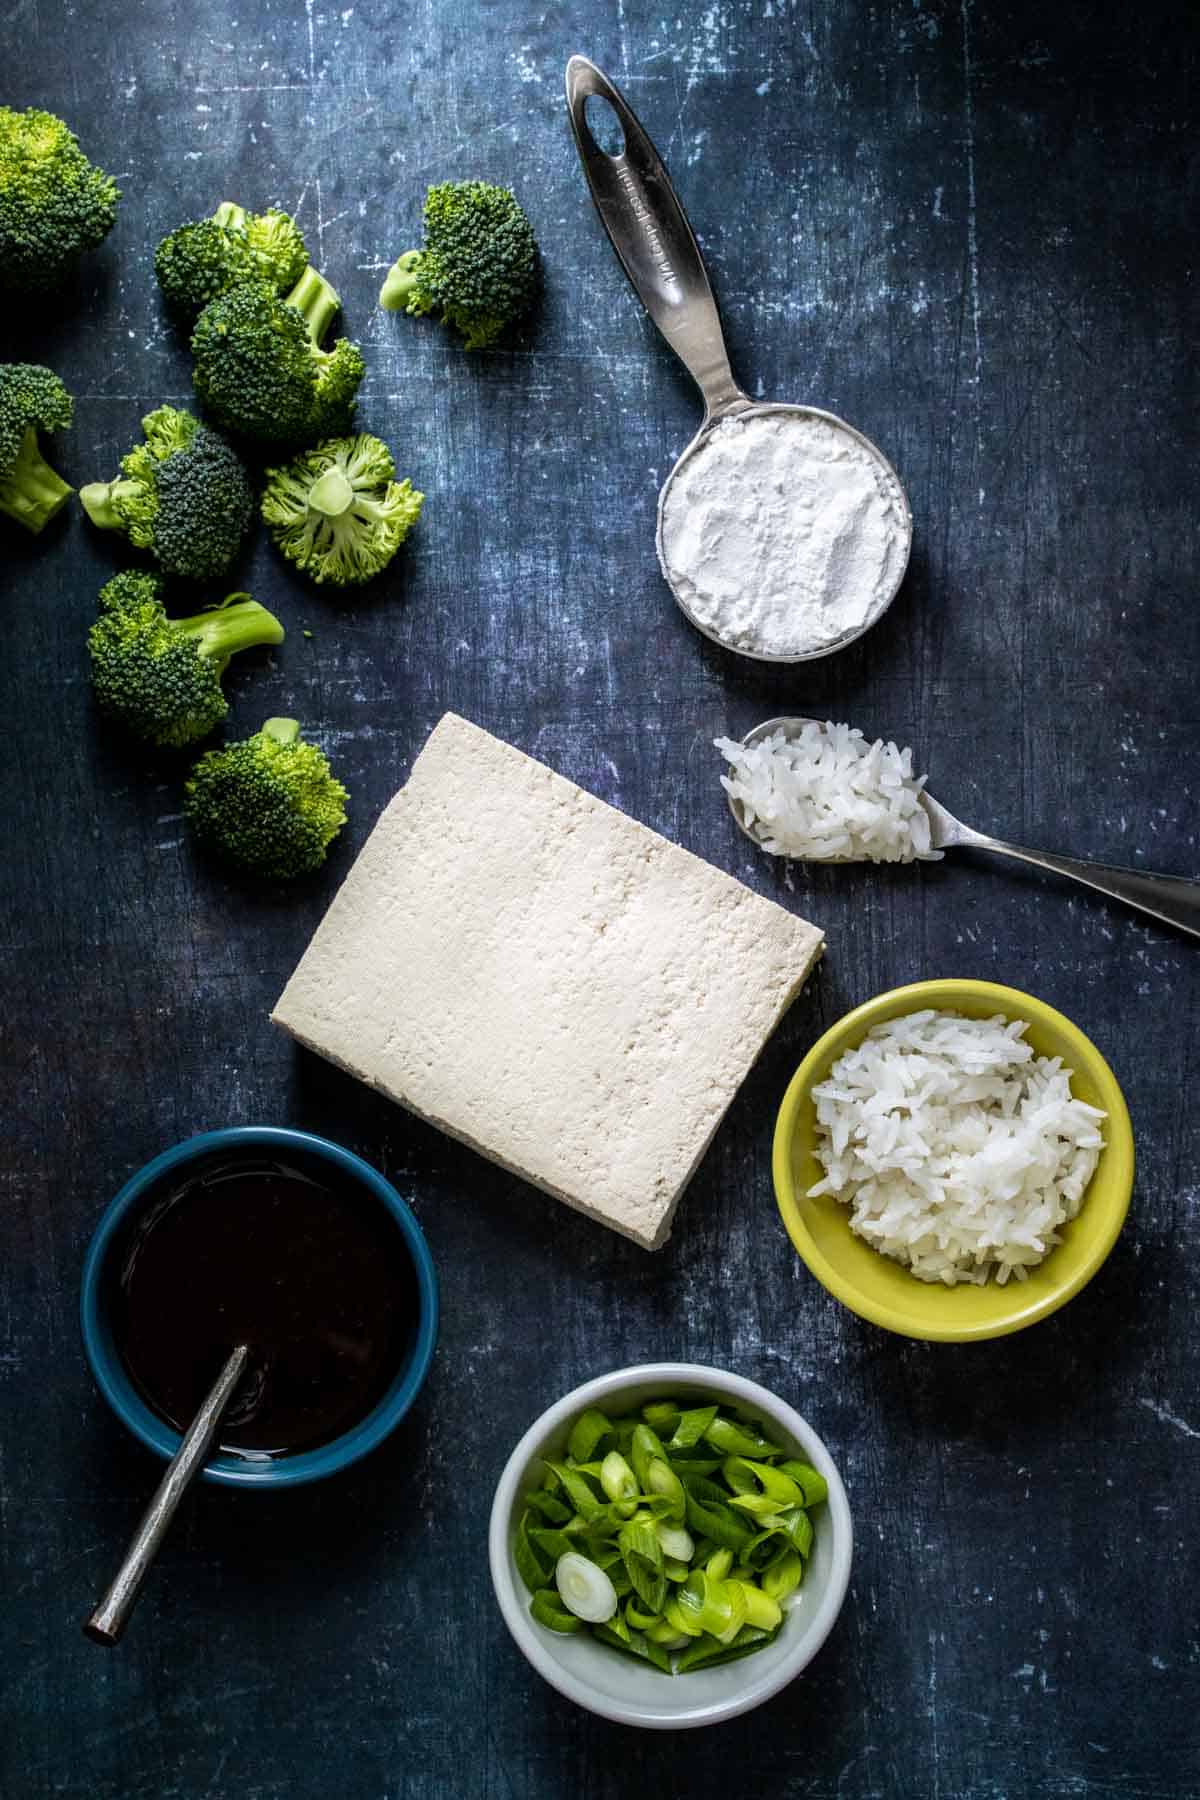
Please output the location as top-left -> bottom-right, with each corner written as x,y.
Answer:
716,720 -> 939,862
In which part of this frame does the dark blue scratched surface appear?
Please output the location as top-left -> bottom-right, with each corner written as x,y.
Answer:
1,2 -> 1198,1795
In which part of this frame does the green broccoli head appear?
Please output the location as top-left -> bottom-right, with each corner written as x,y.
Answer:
185,717 -> 348,879
79,405 -> 255,580
379,180 -> 538,350
155,202 -> 308,320
0,107 -> 119,291
240,206 -> 308,287
261,434 -> 424,586
191,267 -> 365,446
88,569 -> 285,749
0,362 -> 74,533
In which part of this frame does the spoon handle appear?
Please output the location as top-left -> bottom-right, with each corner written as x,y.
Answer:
969,835 -> 1200,941
83,1344 -> 250,1647
565,55 -> 750,420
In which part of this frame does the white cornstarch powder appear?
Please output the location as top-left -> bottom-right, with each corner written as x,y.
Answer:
658,409 -> 910,658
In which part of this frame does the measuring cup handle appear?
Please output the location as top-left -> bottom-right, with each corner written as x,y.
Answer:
565,55 -> 751,421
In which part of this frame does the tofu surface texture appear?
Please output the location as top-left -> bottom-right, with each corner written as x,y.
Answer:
271,713 -> 824,1249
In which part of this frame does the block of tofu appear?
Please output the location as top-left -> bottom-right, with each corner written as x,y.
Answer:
271,713 -> 823,1249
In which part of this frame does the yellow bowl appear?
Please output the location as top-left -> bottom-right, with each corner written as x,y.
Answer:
772,980 -> 1134,1342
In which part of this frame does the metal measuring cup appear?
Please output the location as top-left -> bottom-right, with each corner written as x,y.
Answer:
565,55 -> 912,663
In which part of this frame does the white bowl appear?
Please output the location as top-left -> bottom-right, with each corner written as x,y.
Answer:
488,1363 -> 853,1729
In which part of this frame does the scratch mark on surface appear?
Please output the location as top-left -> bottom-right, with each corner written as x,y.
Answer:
928,1630 -> 941,1800
193,83 -> 307,94
960,0 -> 984,489
1138,1398 -> 1200,1439
305,0 -> 317,87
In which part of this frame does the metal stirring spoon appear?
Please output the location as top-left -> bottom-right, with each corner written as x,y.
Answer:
564,56 -> 912,664
728,717 -> 1200,941
83,1344 -> 249,1646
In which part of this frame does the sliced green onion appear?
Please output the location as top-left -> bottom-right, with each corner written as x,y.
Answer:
525,1489 -> 572,1525
674,1631 -> 724,1672
655,1521 -> 694,1563
777,1460 -> 829,1507
618,1517 -> 667,1614
591,1549 -> 633,1598
530,1587 -> 584,1633
675,1569 -> 747,1644
555,1551 -> 618,1624
681,1475 -> 752,1550
782,1507 -> 814,1558
630,1423 -> 670,1494
599,1449 -> 638,1513
634,1494 -> 678,1523
646,1620 -> 692,1649
761,1549 -> 804,1603
519,1396 -> 821,1678
529,1526 -> 576,1562
664,1596 -> 705,1639
676,1624 -> 779,1673
514,1512 -> 550,1592
734,1582 -> 783,1631
665,1453 -> 724,1475
667,1405 -> 718,1449
722,1457 -> 803,1508
593,1622 -> 673,1674
544,1461 -> 604,1521
568,1407 -> 612,1464
744,1528 -> 789,1571
727,1493 -> 789,1521
702,1416 -> 784,1460
624,1597 -> 662,1631
646,1457 -> 686,1522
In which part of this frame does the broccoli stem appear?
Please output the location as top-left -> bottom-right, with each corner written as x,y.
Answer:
379,250 -> 423,312
0,426 -> 74,533
212,202 -> 248,231
176,594 -> 286,674
307,464 -> 355,518
285,266 -> 341,348
79,477 -> 141,530
262,717 -> 301,748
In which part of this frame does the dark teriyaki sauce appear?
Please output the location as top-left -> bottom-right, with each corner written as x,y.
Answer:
108,1151 -> 418,1459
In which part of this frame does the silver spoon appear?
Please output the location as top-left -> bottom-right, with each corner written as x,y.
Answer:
728,717 -> 1200,940
564,56 -> 912,664
83,1343 -> 249,1646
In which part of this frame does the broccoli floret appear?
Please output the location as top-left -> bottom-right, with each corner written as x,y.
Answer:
191,267 -> 365,446
261,434 -> 424,586
0,106 -> 119,291
88,570 -> 285,749
155,202 -> 308,320
0,362 -> 73,533
80,405 -> 255,580
185,717 -> 348,879
379,180 -> 537,350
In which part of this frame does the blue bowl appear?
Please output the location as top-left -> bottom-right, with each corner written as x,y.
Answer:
80,1126 -> 439,1488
